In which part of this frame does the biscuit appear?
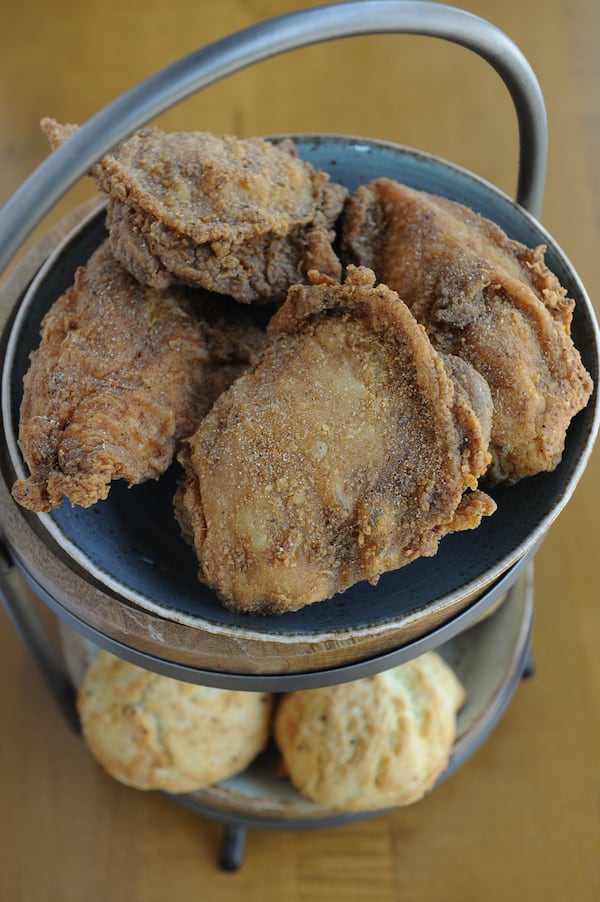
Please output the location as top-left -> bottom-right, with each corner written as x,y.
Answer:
274,651 -> 466,811
77,650 -> 273,792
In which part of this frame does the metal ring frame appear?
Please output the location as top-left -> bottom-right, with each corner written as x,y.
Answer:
0,0 -> 547,284
0,2 -> 550,867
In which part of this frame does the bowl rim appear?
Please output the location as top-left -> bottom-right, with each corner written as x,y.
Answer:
0,134 -> 597,680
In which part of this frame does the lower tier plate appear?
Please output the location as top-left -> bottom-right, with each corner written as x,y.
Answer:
59,564 -> 534,830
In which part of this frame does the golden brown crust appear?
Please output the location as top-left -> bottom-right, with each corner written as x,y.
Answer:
41,119 -> 347,302
12,240 -> 263,512
341,178 -> 594,484
273,651 -> 466,811
175,266 -> 495,615
77,650 -> 273,792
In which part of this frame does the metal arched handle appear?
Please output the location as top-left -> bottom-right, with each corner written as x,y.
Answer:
0,1 -> 547,281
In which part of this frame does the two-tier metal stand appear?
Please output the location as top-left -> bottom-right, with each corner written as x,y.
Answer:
1,1 -> 598,873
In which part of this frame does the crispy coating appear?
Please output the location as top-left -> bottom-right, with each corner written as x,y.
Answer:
341,178 -> 594,484
12,241 -> 263,512
274,651 -> 466,811
41,119 -> 347,303
175,266 -> 495,615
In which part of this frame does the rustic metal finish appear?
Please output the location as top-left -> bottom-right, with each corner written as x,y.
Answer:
0,0 -> 548,279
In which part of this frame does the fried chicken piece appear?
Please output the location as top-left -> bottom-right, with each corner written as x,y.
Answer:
41,119 -> 347,303
12,241 -> 264,512
341,178 -> 594,484
175,266 -> 496,615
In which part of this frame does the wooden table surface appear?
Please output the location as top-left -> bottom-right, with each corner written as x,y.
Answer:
1,0 -> 599,899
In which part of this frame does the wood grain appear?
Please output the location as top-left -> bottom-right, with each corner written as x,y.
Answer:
1,0 -> 599,899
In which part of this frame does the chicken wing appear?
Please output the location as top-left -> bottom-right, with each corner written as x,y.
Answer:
12,241 -> 263,512
341,178 -> 594,484
175,266 -> 495,615
41,119 -> 347,303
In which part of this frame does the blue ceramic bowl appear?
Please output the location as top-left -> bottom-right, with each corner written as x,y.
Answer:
1,135 -> 597,686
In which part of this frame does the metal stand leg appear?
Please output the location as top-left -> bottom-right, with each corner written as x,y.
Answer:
218,824 -> 247,872
0,539 -> 80,734
521,646 -> 536,680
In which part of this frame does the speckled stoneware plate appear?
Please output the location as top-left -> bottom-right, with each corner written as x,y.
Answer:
0,134 -> 597,683
58,564 -> 534,830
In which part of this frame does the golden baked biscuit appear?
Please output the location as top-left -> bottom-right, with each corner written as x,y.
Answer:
274,652 -> 466,811
77,651 -> 272,792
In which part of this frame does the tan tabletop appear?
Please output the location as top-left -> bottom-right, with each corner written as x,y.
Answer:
1,0 -> 599,899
